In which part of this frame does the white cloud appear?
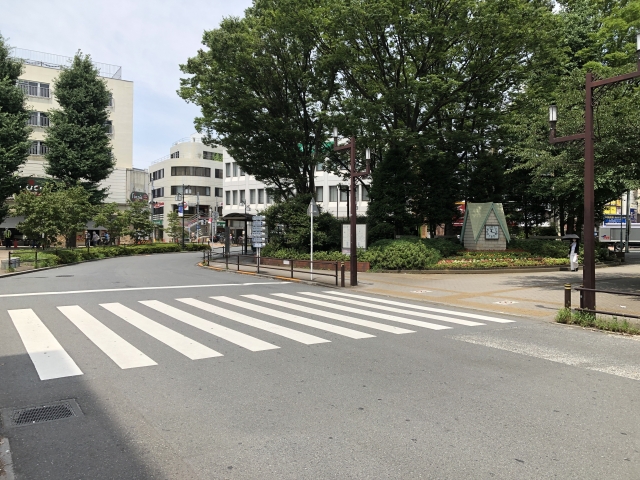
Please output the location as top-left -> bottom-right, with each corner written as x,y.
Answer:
1,0 -> 252,168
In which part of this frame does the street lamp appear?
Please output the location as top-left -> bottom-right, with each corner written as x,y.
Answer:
175,184 -> 192,249
548,32 -> 640,312
332,128 -> 371,286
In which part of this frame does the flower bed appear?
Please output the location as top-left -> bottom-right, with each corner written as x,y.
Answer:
430,256 -> 569,270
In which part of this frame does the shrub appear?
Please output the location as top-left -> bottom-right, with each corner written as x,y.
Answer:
12,251 -> 59,267
183,243 -> 211,252
421,238 -> 463,257
507,239 -> 568,258
361,240 -> 441,270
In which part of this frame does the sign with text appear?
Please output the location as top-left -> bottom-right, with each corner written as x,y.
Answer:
341,224 -> 367,254
130,191 -> 149,202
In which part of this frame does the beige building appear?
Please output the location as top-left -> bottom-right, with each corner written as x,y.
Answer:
12,48 -> 134,204
149,134 -> 224,240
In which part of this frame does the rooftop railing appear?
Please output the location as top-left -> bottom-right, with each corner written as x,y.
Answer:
10,48 -> 123,80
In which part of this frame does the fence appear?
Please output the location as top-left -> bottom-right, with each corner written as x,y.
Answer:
203,248 -> 344,286
564,284 -> 640,319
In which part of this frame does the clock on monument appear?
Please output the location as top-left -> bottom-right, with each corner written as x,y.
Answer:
485,225 -> 499,240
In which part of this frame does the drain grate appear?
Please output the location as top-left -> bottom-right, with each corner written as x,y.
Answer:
2,399 -> 82,428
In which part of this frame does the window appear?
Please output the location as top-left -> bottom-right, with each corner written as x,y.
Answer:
225,163 -> 231,177
170,151 -> 180,159
315,186 -> 324,202
170,186 -> 210,196
225,191 -> 231,205
19,80 -> 49,98
340,187 -> 349,202
361,185 -> 369,201
171,166 -> 211,177
104,120 -> 113,135
240,190 -> 246,203
108,94 -> 114,107
232,162 -> 238,177
215,169 -> 223,179
258,189 -> 264,204
215,187 -> 223,197
329,186 -> 338,202
316,162 -> 324,172
267,193 -> 274,205
29,141 -> 47,156
152,187 -> 164,198
150,169 -> 164,181
232,190 -> 238,205
203,151 -> 223,161
249,189 -> 256,204
239,166 -> 244,176
28,112 -> 49,127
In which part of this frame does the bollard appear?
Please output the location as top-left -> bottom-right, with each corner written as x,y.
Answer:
35,248 -> 38,269
8,250 -> 11,270
335,261 -> 339,286
579,284 -> 584,309
237,255 -> 240,271
290,260 -> 294,279
341,262 -> 345,288
564,283 -> 571,309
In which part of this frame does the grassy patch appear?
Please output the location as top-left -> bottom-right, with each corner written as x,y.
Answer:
555,308 -> 640,334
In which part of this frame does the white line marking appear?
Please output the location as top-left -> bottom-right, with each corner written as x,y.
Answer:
58,306 -> 157,369
246,294 -> 414,334
8,309 -> 83,381
272,294 -> 451,331
100,303 -> 223,360
326,291 -> 516,324
0,282 -> 289,299
213,296 -> 373,339
177,298 -> 330,345
139,300 -> 279,352
451,334 -> 640,381
305,292 -> 484,326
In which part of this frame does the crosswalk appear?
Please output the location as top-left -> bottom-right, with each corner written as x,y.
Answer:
5,291 -> 515,381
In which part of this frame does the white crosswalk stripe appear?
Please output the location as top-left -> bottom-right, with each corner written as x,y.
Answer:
248,294 -> 415,334
272,293 -> 452,330
177,297 -> 330,345
8,309 -> 83,381
301,292 -> 484,327
100,303 -> 223,360
58,306 -> 157,369
213,296 -> 375,339
6,291 -> 513,381
325,291 -> 516,323
139,300 -> 279,352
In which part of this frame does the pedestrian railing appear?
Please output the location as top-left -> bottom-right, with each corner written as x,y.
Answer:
202,249 -> 344,286
564,284 -> 640,319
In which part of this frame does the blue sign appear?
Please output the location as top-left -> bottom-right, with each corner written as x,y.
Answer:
178,205 -> 183,217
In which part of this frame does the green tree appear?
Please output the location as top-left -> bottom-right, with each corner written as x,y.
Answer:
179,0 -> 339,197
13,183 -> 94,247
94,202 -> 128,245
125,200 -> 153,244
44,52 -> 114,203
165,210 -> 185,244
0,34 -> 30,224
263,194 -> 341,252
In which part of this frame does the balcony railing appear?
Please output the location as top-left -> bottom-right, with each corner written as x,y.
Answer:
10,47 -> 122,79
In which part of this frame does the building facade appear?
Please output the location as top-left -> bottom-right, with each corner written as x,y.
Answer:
11,48 -> 134,204
149,134 -> 225,240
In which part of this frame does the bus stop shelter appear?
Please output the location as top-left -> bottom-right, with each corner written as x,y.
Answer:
221,212 -> 253,255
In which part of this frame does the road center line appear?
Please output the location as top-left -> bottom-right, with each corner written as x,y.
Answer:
0,282 -> 289,298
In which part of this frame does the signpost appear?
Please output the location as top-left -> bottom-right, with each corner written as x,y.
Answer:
251,216 -> 267,270
307,199 -> 319,280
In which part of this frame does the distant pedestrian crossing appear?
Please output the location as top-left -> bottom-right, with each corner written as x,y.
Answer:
5,292 -> 515,381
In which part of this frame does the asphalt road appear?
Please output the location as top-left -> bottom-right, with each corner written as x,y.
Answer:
0,252 -> 639,479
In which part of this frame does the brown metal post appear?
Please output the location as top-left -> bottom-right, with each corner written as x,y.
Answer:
583,73 -> 596,311
341,262 -> 345,287
35,248 -> 38,269
564,284 -> 571,309
579,284 -> 584,309
237,254 -> 240,271
290,260 -> 294,278
350,137 -> 357,286
225,252 -> 228,269
335,261 -> 338,286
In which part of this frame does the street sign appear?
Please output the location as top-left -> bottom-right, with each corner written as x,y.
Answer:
252,215 -> 268,248
307,198 -> 319,217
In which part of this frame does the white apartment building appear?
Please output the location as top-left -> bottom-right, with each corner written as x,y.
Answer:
223,161 -> 370,218
148,134 -> 225,239
11,48 -> 134,204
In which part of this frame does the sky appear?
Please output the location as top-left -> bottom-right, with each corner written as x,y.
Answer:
1,0 -> 253,169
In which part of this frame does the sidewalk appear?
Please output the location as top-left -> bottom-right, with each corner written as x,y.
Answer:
356,253 -> 640,320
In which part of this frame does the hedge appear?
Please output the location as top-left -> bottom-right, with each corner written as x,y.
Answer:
360,240 -> 441,270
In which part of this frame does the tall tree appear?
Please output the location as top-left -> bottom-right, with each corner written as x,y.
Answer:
179,0 -> 338,197
0,34 -> 30,225
125,200 -> 154,244
45,52 -> 114,203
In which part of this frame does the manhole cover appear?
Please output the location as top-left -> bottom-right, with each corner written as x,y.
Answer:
494,301 -> 518,305
411,290 -> 432,293
2,399 -> 82,428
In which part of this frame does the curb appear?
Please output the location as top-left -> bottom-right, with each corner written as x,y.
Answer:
0,437 -> 15,480
198,263 -> 341,289
374,262 -> 621,275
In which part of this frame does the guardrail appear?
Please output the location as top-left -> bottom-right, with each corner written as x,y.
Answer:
203,249 -> 344,286
564,283 -> 640,319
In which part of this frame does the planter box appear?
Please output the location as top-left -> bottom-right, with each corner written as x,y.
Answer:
256,257 -> 370,272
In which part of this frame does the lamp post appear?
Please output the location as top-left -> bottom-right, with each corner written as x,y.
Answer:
549,33 -> 640,311
176,184 -> 192,249
333,127 -> 371,286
